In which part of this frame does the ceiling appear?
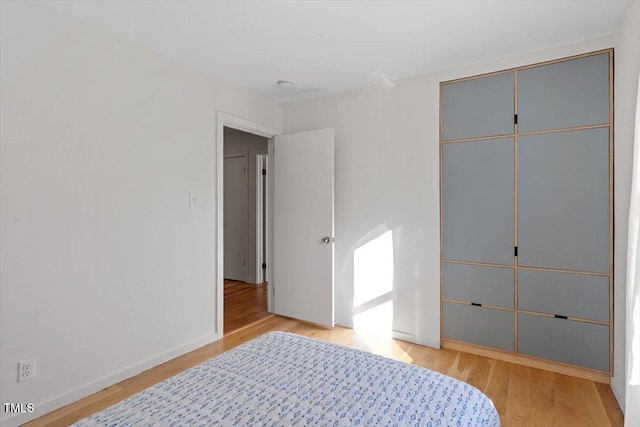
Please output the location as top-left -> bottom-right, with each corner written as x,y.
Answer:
46,0 -> 629,103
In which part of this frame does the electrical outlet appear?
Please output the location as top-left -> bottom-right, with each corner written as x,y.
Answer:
18,359 -> 35,383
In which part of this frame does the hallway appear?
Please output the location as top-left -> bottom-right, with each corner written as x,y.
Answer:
224,280 -> 271,335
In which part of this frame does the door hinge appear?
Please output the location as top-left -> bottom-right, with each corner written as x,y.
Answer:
514,114 -> 518,125
262,169 -> 266,175
243,260 -> 246,267
514,246 -> 518,257
262,262 -> 266,269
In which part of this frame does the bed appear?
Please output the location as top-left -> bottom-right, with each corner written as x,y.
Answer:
73,332 -> 500,426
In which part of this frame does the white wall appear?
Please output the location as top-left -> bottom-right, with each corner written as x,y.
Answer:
612,0 -> 640,412
0,2 -> 282,425
284,37 -> 614,349
224,131 -> 268,284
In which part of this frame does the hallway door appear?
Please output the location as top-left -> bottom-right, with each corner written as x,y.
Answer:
224,153 -> 248,281
273,128 -> 335,327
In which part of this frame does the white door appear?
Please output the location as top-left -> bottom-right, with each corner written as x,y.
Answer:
273,128 -> 334,327
224,154 -> 248,281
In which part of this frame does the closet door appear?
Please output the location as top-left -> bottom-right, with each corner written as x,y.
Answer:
518,128 -> 609,273
518,269 -> 609,322
443,302 -> 514,352
442,138 -> 514,265
442,263 -> 514,309
518,313 -> 609,372
441,72 -> 514,141
518,53 -> 609,133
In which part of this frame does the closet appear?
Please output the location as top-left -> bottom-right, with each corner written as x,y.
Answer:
440,50 -> 612,378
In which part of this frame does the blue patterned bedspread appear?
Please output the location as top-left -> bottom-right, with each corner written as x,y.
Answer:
74,332 -> 500,426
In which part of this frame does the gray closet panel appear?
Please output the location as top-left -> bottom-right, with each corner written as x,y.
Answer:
442,138 -> 514,265
518,128 -> 609,272
443,302 -> 514,351
518,313 -> 609,371
518,270 -> 609,322
518,53 -> 609,133
442,263 -> 514,308
441,72 -> 514,141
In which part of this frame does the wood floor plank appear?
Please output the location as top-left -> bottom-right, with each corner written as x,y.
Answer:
401,340 -> 461,383
595,382 -> 625,426
570,377 -> 612,426
528,368 -> 556,426
554,373 -> 583,426
483,359 -> 511,424
463,353 -> 493,391
505,365 -> 533,425
223,280 -> 270,334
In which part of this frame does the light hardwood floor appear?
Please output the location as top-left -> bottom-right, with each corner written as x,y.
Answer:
25,315 -> 623,426
223,279 -> 270,335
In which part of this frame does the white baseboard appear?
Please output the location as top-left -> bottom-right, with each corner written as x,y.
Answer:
335,319 -> 354,328
610,374 -> 626,415
334,320 -> 440,350
391,330 -> 440,349
1,332 -> 219,427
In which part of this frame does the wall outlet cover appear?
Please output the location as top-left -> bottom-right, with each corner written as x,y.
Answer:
18,359 -> 35,382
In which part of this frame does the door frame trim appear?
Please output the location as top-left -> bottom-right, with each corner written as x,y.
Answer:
255,153 -> 268,285
216,112 -> 278,337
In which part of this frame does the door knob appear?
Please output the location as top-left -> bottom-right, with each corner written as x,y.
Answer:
321,237 -> 332,244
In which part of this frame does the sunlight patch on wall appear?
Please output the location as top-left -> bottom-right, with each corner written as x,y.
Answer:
353,230 -> 394,334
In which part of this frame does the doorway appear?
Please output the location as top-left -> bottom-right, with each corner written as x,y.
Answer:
216,112 -> 335,337
222,126 -> 271,334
